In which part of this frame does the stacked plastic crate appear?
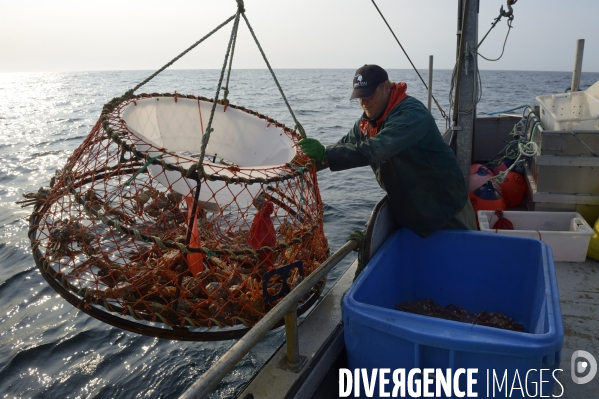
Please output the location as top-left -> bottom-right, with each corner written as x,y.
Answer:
526,81 -> 599,224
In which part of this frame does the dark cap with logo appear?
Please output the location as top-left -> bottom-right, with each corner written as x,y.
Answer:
350,64 -> 389,100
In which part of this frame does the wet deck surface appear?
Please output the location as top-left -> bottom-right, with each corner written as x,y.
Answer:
554,258 -> 599,397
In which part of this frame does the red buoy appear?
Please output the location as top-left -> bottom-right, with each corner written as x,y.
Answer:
500,171 -> 527,208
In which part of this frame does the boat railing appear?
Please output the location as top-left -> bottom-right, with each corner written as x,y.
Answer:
179,239 -> 359,399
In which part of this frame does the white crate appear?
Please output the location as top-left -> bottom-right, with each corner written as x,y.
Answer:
536,90 -> 599,131
477,211 -> 594,262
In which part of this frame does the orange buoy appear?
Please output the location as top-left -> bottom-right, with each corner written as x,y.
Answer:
469,181 -> 506,213
469,165 -> 494,193
500,171 -> 527,208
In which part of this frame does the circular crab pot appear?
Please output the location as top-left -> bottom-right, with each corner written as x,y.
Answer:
28,93 -> 329,340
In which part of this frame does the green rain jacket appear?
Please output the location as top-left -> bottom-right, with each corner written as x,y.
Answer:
326,94 -> 468,238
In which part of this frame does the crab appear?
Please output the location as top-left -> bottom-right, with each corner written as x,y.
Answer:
46,218 -> 96,258
16,187 -> 52,210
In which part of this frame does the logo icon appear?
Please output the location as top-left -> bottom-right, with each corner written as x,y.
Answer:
571,350 -> 597,384
354,74 -> 367,88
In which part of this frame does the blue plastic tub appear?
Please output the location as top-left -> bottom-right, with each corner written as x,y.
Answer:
342,229 -> 563,398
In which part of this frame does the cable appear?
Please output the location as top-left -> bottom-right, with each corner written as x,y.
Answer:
477,19 -> 513,62
369,0 -> 449,124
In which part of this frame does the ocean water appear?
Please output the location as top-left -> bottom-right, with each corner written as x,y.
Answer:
1,68 -> 598,398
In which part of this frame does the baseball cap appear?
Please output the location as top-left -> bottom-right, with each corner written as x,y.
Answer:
350,64 -> 389,100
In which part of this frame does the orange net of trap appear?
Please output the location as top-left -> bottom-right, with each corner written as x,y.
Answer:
25,93 -> 328,340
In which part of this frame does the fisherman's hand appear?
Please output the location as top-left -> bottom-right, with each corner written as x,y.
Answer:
298,138 -> 327,162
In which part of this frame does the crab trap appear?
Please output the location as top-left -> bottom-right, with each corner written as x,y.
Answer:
22,3 -> 329,341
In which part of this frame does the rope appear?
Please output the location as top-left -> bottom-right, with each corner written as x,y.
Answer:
485,108 -> 540,185
476,3 -> 514,53
448,1 -> 517,127
485,104 -> 529,115
241,13 -> 307,139
448,51 -> 483,120
222,6 -> 241,108
490,139 -> 539,177
129,15 -> 237,94
196,11 -> 243,177
102,2 -> 308,181
477,19 -> 513,62
369,0 -> 449,124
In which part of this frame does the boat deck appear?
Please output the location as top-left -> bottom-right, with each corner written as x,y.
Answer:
553,257 -> 599,396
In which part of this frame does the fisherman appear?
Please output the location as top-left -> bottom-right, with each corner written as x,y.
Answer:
298,64 -> 476,238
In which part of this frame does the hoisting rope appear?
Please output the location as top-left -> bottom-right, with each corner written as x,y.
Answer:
222,2 -> 242,108
98,14 -> 237,120
116,0 -> 308,180
130,15 -> 237,95
475,0 -> 516,62
193,9 -> 243,179
190,1 -> 309,178
101,0 -> 307,183
241,12 -> 307,139
369,0 -> 449,125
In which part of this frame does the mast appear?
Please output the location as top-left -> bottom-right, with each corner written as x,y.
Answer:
453,0 -> 479,185
571,39 -> 585,92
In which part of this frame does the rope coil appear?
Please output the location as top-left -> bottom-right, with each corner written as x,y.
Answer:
485,106 -> 541,185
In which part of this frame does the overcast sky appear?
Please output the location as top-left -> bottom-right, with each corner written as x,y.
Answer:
1,0 -> 598,73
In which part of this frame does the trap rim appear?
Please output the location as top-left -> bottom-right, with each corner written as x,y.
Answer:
102,93 -> 313,185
